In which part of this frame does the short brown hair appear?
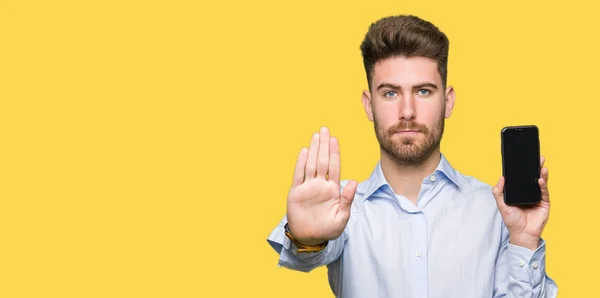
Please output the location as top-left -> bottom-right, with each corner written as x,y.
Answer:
360,15 -> 450,91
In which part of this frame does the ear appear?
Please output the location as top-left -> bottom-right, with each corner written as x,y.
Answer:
362,90 -> 374,122
444,85 -> 456,119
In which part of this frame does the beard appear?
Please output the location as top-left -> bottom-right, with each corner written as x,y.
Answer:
374,109 -> 445,165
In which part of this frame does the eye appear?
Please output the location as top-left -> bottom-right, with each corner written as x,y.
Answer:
384,91 -> 397,98
417,89 -> 430,96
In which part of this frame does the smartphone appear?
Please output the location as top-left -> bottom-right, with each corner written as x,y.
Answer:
500,125 -> 541,206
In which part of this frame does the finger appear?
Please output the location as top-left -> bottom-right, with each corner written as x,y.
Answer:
329,136 -> 341,185
316,126 -> 330,178
305,132 -> 320,179
292,147 -> 308,188
540,166 -> 548,184
339,180 -> 358,214
492,176 -> 508,212
540,155 -> 546,169
539,167 -> 550,203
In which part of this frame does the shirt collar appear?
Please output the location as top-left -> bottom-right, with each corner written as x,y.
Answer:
362,153 -> 462,201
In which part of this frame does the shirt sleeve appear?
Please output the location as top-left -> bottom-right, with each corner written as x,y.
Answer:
266,214 -> 346,273
493,223 -> 559,297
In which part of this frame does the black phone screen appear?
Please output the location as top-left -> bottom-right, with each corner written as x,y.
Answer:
502,126 -> 541,205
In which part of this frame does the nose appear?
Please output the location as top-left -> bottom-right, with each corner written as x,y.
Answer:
399,94 -> 416,121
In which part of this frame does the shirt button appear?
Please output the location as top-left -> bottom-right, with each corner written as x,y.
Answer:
532,262 -> 539,269
416,252 -> 422,258
430,175 -> 436,182
519,260 -> 525,267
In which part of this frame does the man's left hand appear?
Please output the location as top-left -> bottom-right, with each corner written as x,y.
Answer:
492,156 -> 551,251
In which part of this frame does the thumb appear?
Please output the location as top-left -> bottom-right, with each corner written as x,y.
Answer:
340,180 -> 358,213
492,176 -> 508,211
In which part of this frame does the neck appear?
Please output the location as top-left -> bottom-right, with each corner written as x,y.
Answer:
380,147 -> 442,205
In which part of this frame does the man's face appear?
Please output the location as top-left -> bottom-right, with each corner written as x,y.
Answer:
362,56 -> 454,165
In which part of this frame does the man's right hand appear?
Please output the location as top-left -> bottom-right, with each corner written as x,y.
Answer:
286,126 -> 358,246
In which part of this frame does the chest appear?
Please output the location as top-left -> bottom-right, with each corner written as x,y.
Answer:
339,198 -> 503,296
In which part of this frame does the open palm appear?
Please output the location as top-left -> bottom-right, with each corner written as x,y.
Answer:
286,126 -> 357,246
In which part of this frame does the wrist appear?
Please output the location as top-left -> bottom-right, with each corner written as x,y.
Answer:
294,236 -> 328,246
284,223 -> 328,252
285,221 -> 328,245
509,233 -> 540,251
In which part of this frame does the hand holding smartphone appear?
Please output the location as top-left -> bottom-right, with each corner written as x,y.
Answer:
500,125 -> 542,206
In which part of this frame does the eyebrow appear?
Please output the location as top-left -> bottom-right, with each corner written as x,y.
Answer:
376,82 -> 439,91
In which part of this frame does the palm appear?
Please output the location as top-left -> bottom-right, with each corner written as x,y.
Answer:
286,127 -> 357,245
499,200 -> 550,239
493,156 -> 551,249
287,180 -> 347,241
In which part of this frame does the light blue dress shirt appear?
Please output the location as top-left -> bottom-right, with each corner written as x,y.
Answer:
267,154 -> 558,297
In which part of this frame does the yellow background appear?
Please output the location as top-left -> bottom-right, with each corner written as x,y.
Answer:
1,0 -> 597,297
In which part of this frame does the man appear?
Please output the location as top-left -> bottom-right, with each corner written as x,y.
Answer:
266,15 -> 558,297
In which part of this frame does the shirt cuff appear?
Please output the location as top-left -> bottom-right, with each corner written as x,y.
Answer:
267,223 -> 290,254
267,224 -> 329,263
507,238 -> 547,286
